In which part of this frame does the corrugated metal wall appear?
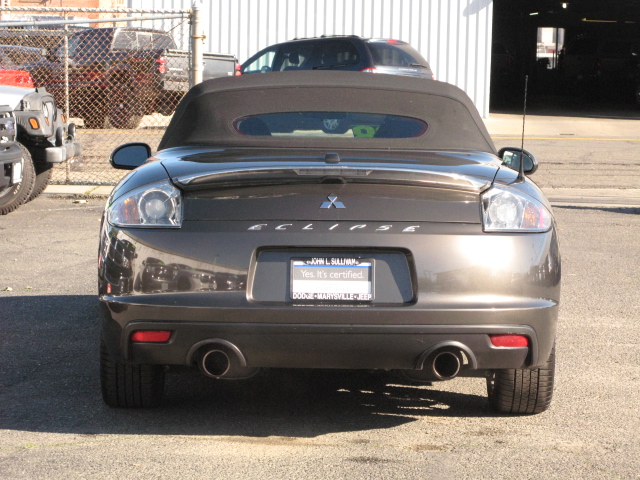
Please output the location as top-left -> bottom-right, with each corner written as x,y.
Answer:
130,0 -> 493,117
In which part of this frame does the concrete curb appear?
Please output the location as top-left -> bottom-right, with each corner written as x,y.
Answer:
43,185 -> 114,197
542,188 -> 640,207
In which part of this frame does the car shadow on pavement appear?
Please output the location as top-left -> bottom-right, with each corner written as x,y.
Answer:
0,295 -> 495,439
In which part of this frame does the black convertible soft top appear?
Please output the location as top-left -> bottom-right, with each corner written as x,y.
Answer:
158,71 -> 496,154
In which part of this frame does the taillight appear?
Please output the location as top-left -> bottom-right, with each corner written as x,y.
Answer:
360,67 -> 377,73
481,185 -> 552,232
235,64 -> 243,76
107,180 -> 182,228
131,331 -> 172,343
490,335 -> 529,347
156,56 -> 167,74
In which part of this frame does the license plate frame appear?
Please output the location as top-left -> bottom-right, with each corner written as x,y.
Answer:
290,257 -> 375,302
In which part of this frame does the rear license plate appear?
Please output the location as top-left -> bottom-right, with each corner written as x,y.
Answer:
290,258 -> 374,301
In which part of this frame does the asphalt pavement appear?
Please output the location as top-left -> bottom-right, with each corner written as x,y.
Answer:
487,113 -> 640,207
3,111 -> 640,479
2,192 -> 639,479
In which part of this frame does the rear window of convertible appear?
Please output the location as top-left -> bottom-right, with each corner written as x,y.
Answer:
233,112 -> 428,138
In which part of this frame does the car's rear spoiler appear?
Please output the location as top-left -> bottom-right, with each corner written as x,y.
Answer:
173,163 -> 492,193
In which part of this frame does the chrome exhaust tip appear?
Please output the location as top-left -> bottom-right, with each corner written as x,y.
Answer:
191,339 -> 260,380
199,349 -> 231,378
404,342 -> 476,383
431,351 -> 461,380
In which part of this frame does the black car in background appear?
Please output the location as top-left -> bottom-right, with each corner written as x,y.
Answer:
239,36 -> 434,79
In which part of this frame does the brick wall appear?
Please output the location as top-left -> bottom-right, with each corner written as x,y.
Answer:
9,1 -> 125,7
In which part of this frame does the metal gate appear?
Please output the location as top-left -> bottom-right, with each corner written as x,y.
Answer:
0,6 -> 196,185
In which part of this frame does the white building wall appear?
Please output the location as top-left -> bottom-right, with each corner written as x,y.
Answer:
130,0 -> 493,117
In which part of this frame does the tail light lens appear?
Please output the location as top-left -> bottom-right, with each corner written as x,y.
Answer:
360,67 -> 378,73
490,335 -> 529,347
235,64 -> 243,76
131,331 -> 172,343
156,57 -> 167,74
482,185 -> 552,232
108,180 -> 182,228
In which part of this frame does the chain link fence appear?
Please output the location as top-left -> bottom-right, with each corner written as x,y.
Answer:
0,6 -> 194,186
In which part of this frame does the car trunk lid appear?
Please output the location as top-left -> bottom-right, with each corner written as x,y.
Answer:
162,148 -> 499,223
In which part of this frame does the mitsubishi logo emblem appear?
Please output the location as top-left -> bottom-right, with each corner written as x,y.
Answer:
320,195 -> 346,209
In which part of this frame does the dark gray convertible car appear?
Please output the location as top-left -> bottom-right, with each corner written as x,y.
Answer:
100,72 -> 560,414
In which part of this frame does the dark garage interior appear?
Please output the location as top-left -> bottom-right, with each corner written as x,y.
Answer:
491,0 -> 640,116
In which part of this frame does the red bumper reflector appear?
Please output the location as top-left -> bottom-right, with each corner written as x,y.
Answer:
490,334 -> 529,347
131,331 -> 172,343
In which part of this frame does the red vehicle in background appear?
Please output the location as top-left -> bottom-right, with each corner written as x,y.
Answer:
0,68 -> 34,87
0,45 -> 44,87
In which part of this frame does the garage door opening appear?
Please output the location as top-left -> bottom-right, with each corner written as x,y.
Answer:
491,0 -> 640,118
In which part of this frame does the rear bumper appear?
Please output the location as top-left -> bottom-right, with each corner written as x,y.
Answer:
45,141 -> 81,163
100,297 -> 558,374
99,216 -> 561,375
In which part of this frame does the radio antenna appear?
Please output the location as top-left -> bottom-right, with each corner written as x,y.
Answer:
518,75 -> 529,181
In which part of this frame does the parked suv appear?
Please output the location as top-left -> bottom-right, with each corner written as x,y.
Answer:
239,36 -> 434,79
0,106 -> 32,214
0,85 -> 80,213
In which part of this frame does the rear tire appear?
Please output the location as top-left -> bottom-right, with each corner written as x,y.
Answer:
108,84 -> 143,129
0,143 -> 35,215
487,343 -> 555,414
100,339 -> 165,408
27,161 -> 53,202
